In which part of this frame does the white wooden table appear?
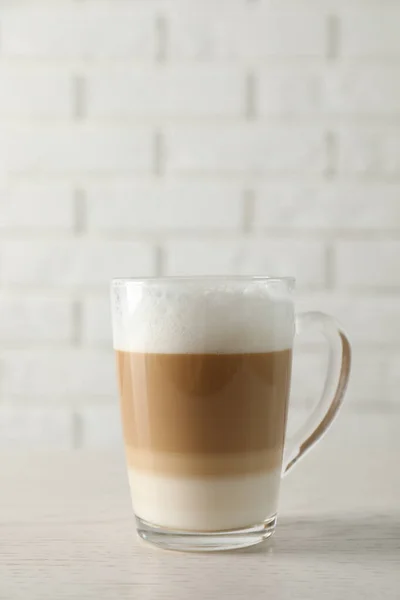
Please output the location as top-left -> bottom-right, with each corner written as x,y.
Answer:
1,413 -> 399,600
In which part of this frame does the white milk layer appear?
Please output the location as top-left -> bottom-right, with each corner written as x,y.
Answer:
112,282 -> 295,354
128,469 -> 281,531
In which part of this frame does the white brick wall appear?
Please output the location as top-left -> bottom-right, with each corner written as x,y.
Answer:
0,296 -> 74,344
0,408 -> 72,449
2,2 -> 157,59
258,66 -> 400,116
167,0 -> 326,60
1,241 -> 156,286
253,183 -> 400,229
2,125 -> 153,175
338,127 -> 400,177
335,242 -> 400,289
0,183 -> 75,231
0,0 -> 398,449
85,181 -> 243,232
166,125 -> 327,174
77,405 -> 122,449
86,67 -> 244,119
82,297 -> 112,347
166,240 -> 327,287
0,67 -> 73,119
1,350 -> 115,397
341,7 -> 400,58
296,293 -> 400,345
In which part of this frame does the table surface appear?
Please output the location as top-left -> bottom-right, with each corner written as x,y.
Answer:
1,412 -> 400,600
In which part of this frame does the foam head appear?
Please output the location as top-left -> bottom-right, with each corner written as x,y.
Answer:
111,281 -> 295,354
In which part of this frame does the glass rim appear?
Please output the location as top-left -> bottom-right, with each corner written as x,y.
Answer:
111,275 -> 296,287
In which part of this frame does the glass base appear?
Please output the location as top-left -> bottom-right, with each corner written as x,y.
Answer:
136,514 -> 277,552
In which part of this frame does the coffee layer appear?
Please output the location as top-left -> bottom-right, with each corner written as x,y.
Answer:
128,469 -> 281,531
125,448 -> 282,477
117,350 -> 292,476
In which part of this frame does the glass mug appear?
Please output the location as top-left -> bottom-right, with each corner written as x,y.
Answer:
111,276 -> 351,552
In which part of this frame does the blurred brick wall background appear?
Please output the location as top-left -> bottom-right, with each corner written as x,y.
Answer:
0,0 -> 399,448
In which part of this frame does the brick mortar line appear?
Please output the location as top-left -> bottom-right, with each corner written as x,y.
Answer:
325,243 -> 335,289
72,300 -> 83,346
5,0 -> 400,5
6,174 -> 400,184
327,14 -> 340,61
153,130 -> 165,176
3,231 -> 400,241
74,187 -> 87,234
72,411 -> 83,450
4,64 -> 400,76
245,72 -> 257,120
51,291 -> 400,300
73,75 -> 86,120
0,343 -> 93,351
3,58 -> 400,68
0,347 -> 114,355
2,285 -> 399,298
325,131 -> 337,179
4,118 -> 400,129
242,189 -> 255,232
156,14 -> 167,63
0,283 -> 346,292
7,177 -> 400,187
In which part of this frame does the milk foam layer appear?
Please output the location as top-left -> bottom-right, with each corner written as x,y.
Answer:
112,282 -> 294,354
129,469 -> 281,531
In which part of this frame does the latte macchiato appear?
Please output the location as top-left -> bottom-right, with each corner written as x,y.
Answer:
112,276 -> 351,551
114,284 -> 294,531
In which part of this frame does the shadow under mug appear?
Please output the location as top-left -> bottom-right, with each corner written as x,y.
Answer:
111,276 -> 351,552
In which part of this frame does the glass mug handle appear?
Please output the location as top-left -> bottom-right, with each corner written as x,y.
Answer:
283,312 -> 351,475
